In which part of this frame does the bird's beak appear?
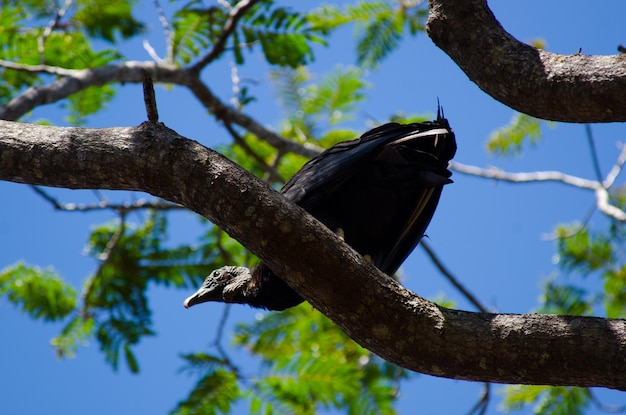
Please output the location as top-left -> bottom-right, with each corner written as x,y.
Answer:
183,266 -> 247,308
183,273 -> 225,308
183,284 -> 219,308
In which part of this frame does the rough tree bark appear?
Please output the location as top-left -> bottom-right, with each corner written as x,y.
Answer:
426,0 -> 626,122
1,120 -> 625,389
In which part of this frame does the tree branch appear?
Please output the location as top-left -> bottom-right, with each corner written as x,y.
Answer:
185,75 -> 323,158
426,0 -> 626,122
31,186 -> 184,212
1,120 -> 625,389
0,60 -> 321,158
450,161 -> 626,221
419,240 -> 488,313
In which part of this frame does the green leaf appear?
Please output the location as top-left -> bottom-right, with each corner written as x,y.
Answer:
603,264 -> 626,318
171,369 -> 241,415
538,280 -> 593,316
172,4 -> 227,65
74,0 -> 145,42
310,1 -> 427,69
64,84 -> 116,126
51,315 -> 95,359
237,2 -> 324,68
555,225 -> 615,275
0,262 -> 76,321
488,112 -> 551,156
271,66 -> 368,140
501,386 -> 589,415
235,306 -> 404,414
96,316 -> 153,372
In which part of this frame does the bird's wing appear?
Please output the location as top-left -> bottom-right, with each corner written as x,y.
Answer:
280,122 -> 438,206
280,119 -> 456,276
376,125 -> 456,274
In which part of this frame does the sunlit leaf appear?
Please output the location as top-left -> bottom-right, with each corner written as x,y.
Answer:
0,262 -> 76,321
488,112 -> 552,156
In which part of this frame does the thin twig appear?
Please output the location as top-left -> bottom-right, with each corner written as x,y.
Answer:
588,389 -> 626,413
466,383 -> 490,415
190,0 -> 261,73
151,0 -> 174,63
603,142 -> 626,188
420,239 -> 488,313
142,40 -> 164,63
143,73 -> 159,123
212,304 -> 245,379
230,61 -> 242,109
185,75 -> 323,158
31,186 -> 184,212
81,212 -> 127,316
39,0 -> 74,64
585,124 -> 603,182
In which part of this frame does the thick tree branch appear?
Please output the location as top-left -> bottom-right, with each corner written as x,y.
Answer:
426,0 -> 626,122
1,120 -> 625,389
0,60 -> 321,158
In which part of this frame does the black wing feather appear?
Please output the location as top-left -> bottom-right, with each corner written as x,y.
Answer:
280,119 -> 456,276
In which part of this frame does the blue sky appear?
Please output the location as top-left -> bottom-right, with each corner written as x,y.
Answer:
1,1 -> 625,414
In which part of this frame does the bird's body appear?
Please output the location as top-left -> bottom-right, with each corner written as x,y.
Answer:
185,113 -> 457,310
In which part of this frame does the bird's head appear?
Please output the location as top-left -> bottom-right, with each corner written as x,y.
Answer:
183,266 -> 252,308
183,265 -> 303,311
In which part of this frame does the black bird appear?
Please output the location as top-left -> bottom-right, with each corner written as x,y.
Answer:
184,111 -> 457,311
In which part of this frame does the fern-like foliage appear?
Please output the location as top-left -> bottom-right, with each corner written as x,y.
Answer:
0,262 -> 77,321
0,3 -> 123,118
488,112 -> 553,156
73,0 -> 145,42
172,0 -> 324,67
270,65 -> 368,142
233,305 -> 405,414
310,0 -> 427,69
502,385 -> 590,415
171,3 -> 228,65
16,209 -> 251,372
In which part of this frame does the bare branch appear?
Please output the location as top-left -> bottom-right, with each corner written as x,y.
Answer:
0,61 -> 187,121
451,161 -> 626,221
466,383 -> 490,415
588,389 -> 626,413
0,59 -> 83,76
224,120 -> 285,183
82,212 -> 127,316
39,0 -> 74,64
185,75 -> 323,158
420,240 -> 488,313
426,0 -> 626,122
603,143 -> 626,188
585,125 -> 603,182
2,120 -> 625,389
151,0 -> 174,63
31,186 -> 184,212
450,161 -> 599,190
595,188 -> 626,221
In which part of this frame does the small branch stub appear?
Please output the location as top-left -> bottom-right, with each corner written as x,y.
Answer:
142,73 -> 159,123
